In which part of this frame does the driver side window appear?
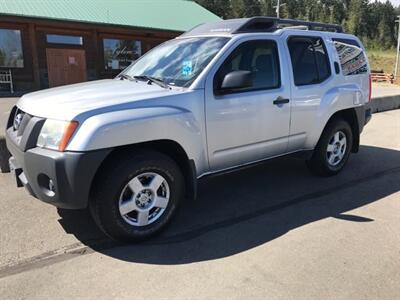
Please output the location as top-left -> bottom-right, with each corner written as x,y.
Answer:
214,40 -> 281,93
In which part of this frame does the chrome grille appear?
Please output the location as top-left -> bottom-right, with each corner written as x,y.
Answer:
6,107 -> 45,152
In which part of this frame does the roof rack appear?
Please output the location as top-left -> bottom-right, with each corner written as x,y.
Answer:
234,17 -> 343,33
276,18 -> 343,33
180,17 -> 343,37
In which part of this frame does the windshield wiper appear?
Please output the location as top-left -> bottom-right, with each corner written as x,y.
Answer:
133,75 -> 170,89
117,74 -> 135,81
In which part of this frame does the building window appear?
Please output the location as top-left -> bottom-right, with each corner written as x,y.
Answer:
0,29 -> 24,68
103,38 -> 142,70
47,34 -> 83,45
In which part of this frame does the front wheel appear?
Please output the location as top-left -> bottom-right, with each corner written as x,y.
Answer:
90,150 -> 184,242
307,118 -> 353,176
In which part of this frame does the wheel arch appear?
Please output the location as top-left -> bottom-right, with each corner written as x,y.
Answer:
90,139 -> 197,203
321,107 -> 360,153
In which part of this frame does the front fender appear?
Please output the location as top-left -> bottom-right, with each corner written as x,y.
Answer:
67,106 -> 208,174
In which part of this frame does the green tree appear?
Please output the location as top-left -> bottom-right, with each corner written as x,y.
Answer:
345,0 -> 368,37
192,0 -> 399,50
377,1 -> 396,48
194,0 -> 231,19
242,0 -> 263,16
261,0 -> 275,17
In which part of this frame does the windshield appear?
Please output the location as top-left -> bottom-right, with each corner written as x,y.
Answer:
121,37 -> 230,87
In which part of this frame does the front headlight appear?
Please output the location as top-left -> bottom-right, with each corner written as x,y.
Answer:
37,119 -> 78,151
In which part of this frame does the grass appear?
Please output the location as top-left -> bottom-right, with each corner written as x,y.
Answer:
366,49 -> 397,74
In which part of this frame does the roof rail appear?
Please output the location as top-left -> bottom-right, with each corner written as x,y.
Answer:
234,17 -> 343,33
180,17 -> 343,38
282,25 -> 309,31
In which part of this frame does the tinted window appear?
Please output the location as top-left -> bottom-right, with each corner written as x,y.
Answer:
314,39 -> 331,81
288,37 -> 331,86
334,40 -> 368,76
47,34 -> 83,45
215,40 -> 280,92
0,29 -> 23,68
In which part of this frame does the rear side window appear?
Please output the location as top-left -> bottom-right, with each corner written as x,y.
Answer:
288,37 -> 331,86
333,40 -> 368,76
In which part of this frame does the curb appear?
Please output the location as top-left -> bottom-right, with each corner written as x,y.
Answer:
369,95 -> 400,113
1,95 -> 400,173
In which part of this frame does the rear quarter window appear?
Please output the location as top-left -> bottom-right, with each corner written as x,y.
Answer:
333,39 -> 368,76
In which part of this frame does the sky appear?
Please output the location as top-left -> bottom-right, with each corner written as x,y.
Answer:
386,0 -> 400,6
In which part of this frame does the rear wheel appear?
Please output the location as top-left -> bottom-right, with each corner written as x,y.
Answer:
90,150 -> 184,242
307,118 -> 353,176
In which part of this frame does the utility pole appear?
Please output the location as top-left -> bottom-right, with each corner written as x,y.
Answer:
276,0 -> 281,18
395,16 -> 400,78
274,0 -> 286,19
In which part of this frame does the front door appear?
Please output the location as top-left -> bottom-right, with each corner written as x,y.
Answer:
205,39 -> 291,171
46,48 -> 87,87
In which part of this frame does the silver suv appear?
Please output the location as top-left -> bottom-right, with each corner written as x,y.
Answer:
5,18 -> 372,241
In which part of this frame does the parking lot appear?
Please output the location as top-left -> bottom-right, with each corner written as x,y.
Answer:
0,107 -> 399,299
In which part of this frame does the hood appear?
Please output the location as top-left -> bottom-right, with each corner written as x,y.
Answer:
17,79 -> 185,121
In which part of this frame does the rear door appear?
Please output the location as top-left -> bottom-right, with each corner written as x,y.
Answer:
204,37 -> 292,171
284,34 -> 333,151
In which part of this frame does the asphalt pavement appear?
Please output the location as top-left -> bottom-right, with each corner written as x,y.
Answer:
0,98 -> 15,133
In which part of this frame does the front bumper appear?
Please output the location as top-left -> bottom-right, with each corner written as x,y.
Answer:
5,114 -> 111,209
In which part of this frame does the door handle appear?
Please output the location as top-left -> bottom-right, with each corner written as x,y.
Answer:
273,97 -> 290,105
334,61 -> 340,74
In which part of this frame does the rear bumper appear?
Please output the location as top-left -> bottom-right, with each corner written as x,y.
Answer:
364,106 -> 372,125
6,131 -> 111,209
355,104 -> 372,132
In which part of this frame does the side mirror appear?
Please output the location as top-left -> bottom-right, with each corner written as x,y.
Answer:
217,70 -> 252,95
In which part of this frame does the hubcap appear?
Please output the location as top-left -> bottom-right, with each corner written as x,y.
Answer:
118,172 -> 170,227
326,131 -> 347,166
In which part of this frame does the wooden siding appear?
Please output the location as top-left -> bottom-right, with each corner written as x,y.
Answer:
0,15 -> 179,92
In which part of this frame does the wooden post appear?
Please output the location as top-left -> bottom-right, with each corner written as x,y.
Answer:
28,23 -> 40,90
92,29 -> 100,79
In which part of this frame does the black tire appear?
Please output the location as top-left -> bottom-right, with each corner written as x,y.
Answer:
89,150 -> 184,242
306,118 -> 353,176
0,138 -> 11,173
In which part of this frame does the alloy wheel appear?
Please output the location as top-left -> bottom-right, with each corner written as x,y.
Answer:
118,172 -> 170,227
326,130 -> 347,166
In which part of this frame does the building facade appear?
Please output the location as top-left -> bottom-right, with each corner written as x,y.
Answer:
0,0 -> 220,93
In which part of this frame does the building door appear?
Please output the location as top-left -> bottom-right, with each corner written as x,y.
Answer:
46,48 -> 87,87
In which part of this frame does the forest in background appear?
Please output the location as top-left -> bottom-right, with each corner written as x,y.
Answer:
194,0 -> 400,50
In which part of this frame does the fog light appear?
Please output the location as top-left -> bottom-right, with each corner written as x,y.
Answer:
49,179 -> 55,193
38,174 -> 56,197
